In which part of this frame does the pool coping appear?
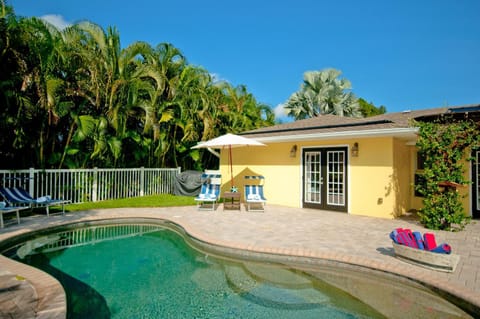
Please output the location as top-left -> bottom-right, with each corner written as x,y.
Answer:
0,210 -> 479,318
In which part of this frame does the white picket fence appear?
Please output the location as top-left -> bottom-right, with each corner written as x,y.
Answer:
13,224 -> 165,259
42,224 -> 164,253
0,167 -> 181,204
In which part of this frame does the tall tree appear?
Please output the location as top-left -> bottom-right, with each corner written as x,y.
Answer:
0,1 -> 23,167
0,16 -> 67,168
0,4 -> 275,170
284,68 -> 361,120
358,98 -> 386,117
60,22 -> 164,167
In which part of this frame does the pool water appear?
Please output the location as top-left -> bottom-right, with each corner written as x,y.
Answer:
20,228 -> 385,319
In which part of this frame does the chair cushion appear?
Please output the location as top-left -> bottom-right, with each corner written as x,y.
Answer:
36,196 -> 52,203
247,194 -> 261,200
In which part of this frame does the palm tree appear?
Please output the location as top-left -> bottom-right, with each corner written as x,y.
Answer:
0,8 -> 276,170
0,2 -> 25,167
220,83 -> 274,132
285,68 -> 361,120
60,21 -> 165,167
1,16 -> 68,168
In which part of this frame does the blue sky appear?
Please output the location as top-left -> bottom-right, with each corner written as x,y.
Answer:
8,0 -> 480,120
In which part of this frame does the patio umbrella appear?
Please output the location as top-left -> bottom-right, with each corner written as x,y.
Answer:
191,133 -> 266,188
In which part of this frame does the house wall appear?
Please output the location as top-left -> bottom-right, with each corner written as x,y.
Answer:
217,136 -> 475,219
221,136 -> 473,218
220,143 -> 302,207
349,137 -> 398,218
392,139 -> 414,217
219,137 -> 418,219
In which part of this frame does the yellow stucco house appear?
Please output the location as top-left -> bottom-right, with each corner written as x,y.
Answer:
218,104 -> 480,219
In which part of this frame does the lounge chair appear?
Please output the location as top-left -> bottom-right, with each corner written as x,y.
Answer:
244,175 -> 267,212
0,187 -> 70,216
194,174 -> 221,211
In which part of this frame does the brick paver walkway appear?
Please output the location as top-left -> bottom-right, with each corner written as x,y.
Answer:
1,205 -> 479,318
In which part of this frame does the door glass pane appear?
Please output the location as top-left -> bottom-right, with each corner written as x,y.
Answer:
304,152 -> 321,204
327,150 -> 345,206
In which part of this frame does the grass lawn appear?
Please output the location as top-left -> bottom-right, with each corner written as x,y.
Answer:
64,194 -> 196,212
1,194 -> 196,225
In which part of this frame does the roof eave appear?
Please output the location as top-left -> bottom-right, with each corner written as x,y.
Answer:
251,127 -> 419,143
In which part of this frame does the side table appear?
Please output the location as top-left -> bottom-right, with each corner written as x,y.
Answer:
0,206 -> 28,228
223,192 -> 241,210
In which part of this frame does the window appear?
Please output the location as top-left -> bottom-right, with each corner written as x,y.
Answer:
414,173 -> 426,197
416,151 -> 426,170
415,151 -> 426,197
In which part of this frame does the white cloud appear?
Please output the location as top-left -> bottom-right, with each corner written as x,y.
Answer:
273,103 -> 295,123
273,103 -> 288,118
210,73 -> 229,84
40,14 -> 71,30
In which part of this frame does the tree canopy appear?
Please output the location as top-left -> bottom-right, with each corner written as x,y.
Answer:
358,98 -> 386,117
0,3 -> 274,170
284,68 -> 361,120
284,68 -> 386,120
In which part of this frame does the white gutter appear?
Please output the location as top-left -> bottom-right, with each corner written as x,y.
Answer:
250,127 -> 419,143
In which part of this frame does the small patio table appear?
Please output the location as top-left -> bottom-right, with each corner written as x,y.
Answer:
223,192 -> 241,211
0,206 -> 28,228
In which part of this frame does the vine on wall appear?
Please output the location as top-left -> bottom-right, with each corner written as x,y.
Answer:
415,119 -> 480,230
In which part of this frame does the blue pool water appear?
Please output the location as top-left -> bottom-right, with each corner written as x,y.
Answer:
4,222 -> 473,318
18,226 -> 384,318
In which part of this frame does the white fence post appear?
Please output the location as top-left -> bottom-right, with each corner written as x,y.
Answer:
29,167 -> 35,196
140,167 -> 145,197
92,167 -> 98,202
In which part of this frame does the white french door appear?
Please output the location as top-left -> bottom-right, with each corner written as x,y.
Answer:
303,147 -> 348,212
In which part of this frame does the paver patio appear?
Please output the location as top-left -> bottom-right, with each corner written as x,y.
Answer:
0,205 -> 479,318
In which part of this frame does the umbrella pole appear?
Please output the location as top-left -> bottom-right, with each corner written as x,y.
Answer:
229,145 -> 234,188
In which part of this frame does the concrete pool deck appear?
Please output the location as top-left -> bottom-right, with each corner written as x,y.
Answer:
0,205 -> 479,318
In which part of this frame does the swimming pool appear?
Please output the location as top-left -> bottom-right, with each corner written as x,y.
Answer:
1,220 -> 474,318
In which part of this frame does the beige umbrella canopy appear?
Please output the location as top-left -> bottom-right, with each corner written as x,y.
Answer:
191,133 -> 266,187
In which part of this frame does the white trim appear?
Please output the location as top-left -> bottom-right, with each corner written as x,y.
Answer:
251,127 -> 419,143
348,144 -> 352,215
299,149 -> 304,208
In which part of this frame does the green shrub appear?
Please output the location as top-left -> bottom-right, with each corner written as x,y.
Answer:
415,119 -> 479,230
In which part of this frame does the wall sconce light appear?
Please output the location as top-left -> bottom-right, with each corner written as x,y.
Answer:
290,145 -> 298,158
351,142 -> 359,157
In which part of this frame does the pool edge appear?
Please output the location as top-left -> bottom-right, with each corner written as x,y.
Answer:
1,214 -> 479,318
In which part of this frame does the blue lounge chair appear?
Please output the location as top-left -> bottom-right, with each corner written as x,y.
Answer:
244,176 -> 267,212
0,187 -> 70,216
194,174 -> 221,211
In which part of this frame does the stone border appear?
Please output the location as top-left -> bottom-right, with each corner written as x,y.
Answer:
0,255 -> 66,319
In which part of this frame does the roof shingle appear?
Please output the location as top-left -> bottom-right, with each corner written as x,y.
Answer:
241,104 -> 480,139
